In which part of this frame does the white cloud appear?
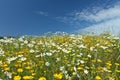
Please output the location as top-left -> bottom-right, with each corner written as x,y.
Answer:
82,18 -> 120,35
77,4 -> 120,22
59,1 -> 120,35
80,2 -> 120,35
37,11 -> 48,16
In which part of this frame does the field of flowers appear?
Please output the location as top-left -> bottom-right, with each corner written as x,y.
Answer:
0,33 -> 120,80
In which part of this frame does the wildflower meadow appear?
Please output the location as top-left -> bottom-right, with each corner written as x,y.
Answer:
0,33 -> 120,80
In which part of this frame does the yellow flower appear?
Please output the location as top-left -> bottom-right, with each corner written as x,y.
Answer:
107,70 -> 112,73
30,70 -> 34,73
12,72 -> 17,75
77,67 -> 84,70
17,60 -> 22,63
3,64 -> 8,67
14,76 -> 21,80
115,63 -> 120,66
17,68 -> 23,73
4,67 -> 10,71
23,76 -> 33,79
106,63 -> 112,66
0,60 -> 2,64
53,73 -> 63,80
97,59 -> 102,63
80,64 -> 84,67
82,58 -> 88,61
95,76 -> 101,80
115,70 -> 120,73
23,62 -> 27,65
15,64 -> 21,67
32,73 -> 36,76
91,60 -> 96,63
38,77 -> 46,80
25,66 -> 31,69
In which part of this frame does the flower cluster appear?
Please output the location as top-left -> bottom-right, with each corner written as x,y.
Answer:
0,33 -> 120,80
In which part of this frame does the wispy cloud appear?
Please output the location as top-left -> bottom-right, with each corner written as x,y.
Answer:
78,4 -> 120,22
81,18 -> 120,35
58,1 -> 120,35
37,11 -> 48,16
80,2 -> 120,35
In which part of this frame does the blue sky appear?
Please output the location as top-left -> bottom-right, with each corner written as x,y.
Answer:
0,0 -> 120,36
